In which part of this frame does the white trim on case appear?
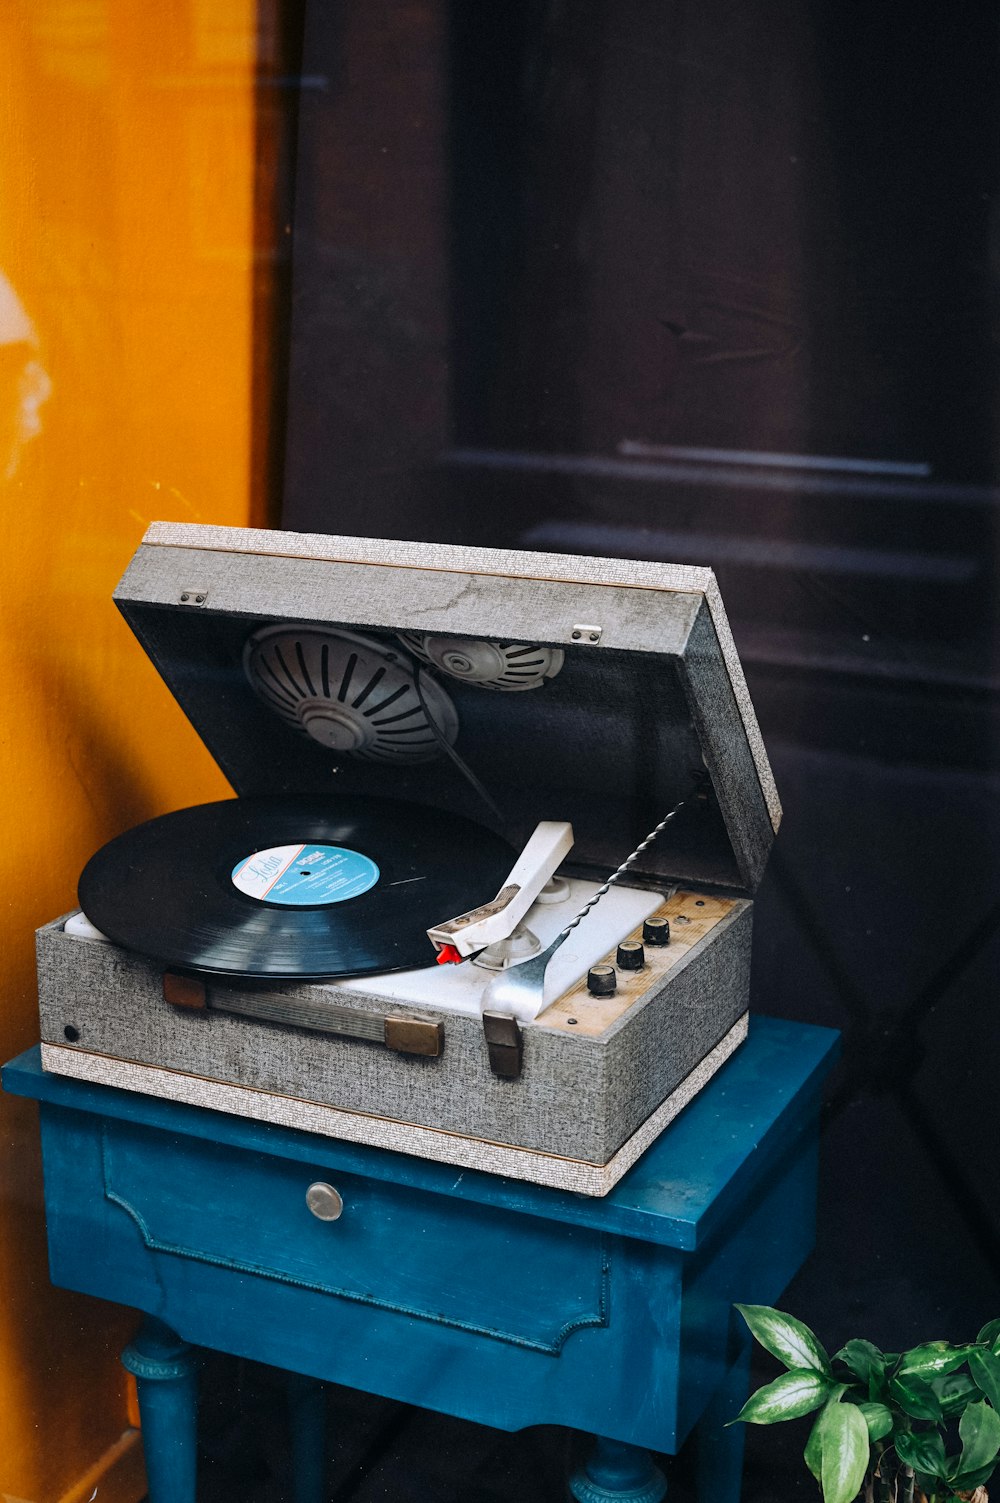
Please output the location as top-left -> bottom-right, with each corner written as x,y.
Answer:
41,1013 -> 748,1199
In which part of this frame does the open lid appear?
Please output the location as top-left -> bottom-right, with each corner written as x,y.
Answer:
113,523 -> 780,896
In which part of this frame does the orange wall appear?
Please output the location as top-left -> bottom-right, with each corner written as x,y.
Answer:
0,3 -> 268,1497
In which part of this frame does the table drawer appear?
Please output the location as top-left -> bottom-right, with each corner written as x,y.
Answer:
101,1120 -> 608,1354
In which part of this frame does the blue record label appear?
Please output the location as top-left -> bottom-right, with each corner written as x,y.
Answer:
231,843 -> 380,906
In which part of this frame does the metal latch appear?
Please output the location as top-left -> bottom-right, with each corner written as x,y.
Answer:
570,624 -> 602,644
178,587 -> 208,606
383,1016 -> 444,1057
163,972 -> 208,1010
482,1010 -> 523,1080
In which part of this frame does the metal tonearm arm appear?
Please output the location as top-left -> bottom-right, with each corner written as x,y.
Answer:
426,820 -> 574,962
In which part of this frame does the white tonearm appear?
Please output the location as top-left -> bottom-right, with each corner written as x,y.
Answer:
426,820 -> 574,963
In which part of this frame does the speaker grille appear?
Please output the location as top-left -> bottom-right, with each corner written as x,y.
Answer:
398,632 -> 564,691
245,627 -> 458,764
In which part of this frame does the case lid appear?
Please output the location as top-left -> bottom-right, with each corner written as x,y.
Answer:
113,523 -> 780,895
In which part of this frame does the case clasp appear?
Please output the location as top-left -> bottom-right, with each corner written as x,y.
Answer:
482,1010 -> 523,1080
383,1017 -> 444,1057
162,972 -> 208,1010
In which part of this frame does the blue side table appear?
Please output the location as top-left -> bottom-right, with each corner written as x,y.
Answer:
3,1016 -> 837,1503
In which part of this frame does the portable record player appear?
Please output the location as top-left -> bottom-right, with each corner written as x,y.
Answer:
36,523 -> 780,1195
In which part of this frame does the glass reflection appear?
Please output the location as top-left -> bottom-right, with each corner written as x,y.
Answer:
0,272 -> 50,480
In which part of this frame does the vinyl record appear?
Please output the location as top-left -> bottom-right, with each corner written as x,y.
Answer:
78,795 -> 516,979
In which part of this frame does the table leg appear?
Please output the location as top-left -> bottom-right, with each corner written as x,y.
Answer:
121,1318 -> 200,1503
693,1339 -> 752,1503
569,1437 -> 667,1502
286,1372 -> 327,1503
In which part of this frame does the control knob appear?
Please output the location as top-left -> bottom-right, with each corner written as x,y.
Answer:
616,940 -> 645,970
643,916 -> 671,947
587,964 -> 617,997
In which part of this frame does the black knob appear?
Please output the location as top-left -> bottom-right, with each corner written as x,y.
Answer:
643,916 -> 671,947
616,940 -> 645,970
587,964 -> 617,997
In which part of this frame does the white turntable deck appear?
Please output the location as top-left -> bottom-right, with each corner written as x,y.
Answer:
340,878 -> 664,1019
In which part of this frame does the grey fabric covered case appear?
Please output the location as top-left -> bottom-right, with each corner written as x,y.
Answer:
37,524 -> 779,1195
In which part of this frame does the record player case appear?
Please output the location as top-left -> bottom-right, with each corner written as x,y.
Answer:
36,524 -> 780,1194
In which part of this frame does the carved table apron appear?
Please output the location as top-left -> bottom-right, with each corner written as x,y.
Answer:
2,1016 -> 838,1502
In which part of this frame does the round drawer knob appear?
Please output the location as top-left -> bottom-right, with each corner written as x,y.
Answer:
305,1181 -> 344,1221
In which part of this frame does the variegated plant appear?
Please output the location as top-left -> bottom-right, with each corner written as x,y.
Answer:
732,1305 -> 1000,1503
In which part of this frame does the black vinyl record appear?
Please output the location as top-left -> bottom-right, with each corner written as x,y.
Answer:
78,795 -> 516,979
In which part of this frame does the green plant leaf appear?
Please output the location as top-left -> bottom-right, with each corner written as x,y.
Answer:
970,1348 -> 1000,1408
933,1370 -> 979,1418
816,1400 -> 870,1503
800,1394 -> 854,1490
898,1342 -> 976,1379
735,1305 -> 831,1374
732,1370 -> 834,1425
977,1318 -> 1000,1349
949,1461 -> 1000,1491
804,1412 -> 824,1484
954,1398 -> 1000,1477
856,1402 -> 893,1441
835,1340 -> 885,1390
889,1375 -> 944,1421
895,1428 -> 948,1478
